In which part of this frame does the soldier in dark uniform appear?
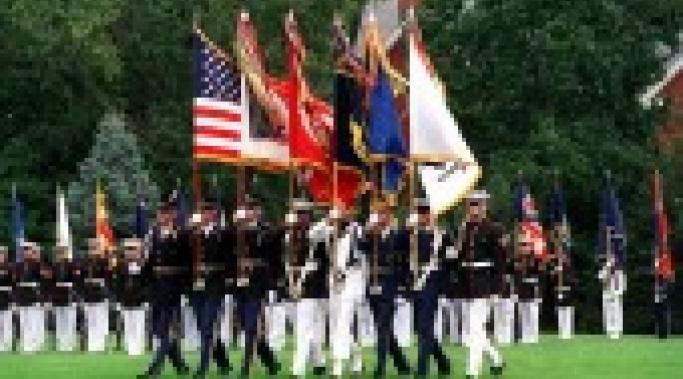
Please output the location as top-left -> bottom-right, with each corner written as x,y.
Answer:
138,196 -> 191,378
549,242 -> 574,340
459,190 -> 506,378
515,234 -> 542,344
0,247 -> 13,352
408,199 -> 451,378
232,200 -> 280,377
82,238 -> 112,352
286,200 -> 329,378
117,238 -> 147,355
190,201 -> 231,378
51,245 -> 80,352
359,200 -> 411,378
15,242 -> 49,353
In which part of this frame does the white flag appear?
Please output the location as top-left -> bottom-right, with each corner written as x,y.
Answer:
409,34 -> 481,214
56,185 -> 73,259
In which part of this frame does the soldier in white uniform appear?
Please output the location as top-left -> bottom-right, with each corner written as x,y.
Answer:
312,206 -> 365,377
286,200 -> 328,377
600,255 -> 626,339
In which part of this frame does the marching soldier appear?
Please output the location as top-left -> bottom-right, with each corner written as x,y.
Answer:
409,199 -> 451,378
315,206 -> 365,377
190,200 -> 231,378
117,238 -> 147,356
138,195 -> 191,378
285,200 -> 328,378
51,245 -> 80,352
233,199 -> 280,377
82,238 -> 112,352
0,247 -> 13,352
459,190 -> 505,378
15,242 -> 48,353
359,200 -> 411,378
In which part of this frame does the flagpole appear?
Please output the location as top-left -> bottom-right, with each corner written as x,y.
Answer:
407,6 -> 418,288
653,169 -> 661,309
191,12 -> 203,282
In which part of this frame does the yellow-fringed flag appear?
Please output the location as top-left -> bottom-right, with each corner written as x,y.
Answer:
95,181 -> 114,252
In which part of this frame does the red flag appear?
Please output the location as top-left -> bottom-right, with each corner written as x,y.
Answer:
236,11 -> 362,209
653,171 -> 674,281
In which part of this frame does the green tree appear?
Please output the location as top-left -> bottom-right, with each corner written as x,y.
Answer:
66,113 -> 159,249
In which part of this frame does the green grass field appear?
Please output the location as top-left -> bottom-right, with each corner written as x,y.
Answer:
1,335 -> 681,378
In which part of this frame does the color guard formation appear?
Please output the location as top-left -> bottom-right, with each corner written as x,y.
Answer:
0,188 -> 590,379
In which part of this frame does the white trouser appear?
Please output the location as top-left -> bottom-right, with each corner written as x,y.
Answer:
519,300 -> 540,344
0,309 -> 13,351
358,301 -> 376,347
494,298 -> 514,345
55,305 -> 77,351
181,299 -> 199,351
265,291 -> 286,352
329,267 -> 364,376
292,298 -> 326,376
466,298 -> 502,377
448,299 -> 463,344
557,306 -> 574,340
393,296 -> 412,348
123,307 -> 146,355
84,302 -> 109,352
461,299 -> 471,346
20,305 -> 45,353
603,294 -> 623,339
219,294 -> 234,347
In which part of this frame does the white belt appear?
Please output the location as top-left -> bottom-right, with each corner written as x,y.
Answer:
557,285 -> 570,291
461,261 -> 493,268
56,282 -> 73,288
0,286 -> 11,291
522,278 -> 539,284
84,278 -> 105,286
18,282 -> 38,288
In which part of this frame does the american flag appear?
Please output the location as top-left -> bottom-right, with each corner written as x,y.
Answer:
193,30 -> 243,162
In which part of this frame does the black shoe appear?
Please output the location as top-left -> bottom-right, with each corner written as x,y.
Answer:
398,367 -> 412,376
177,365 -> 190,376
491,363 -> 504,376
219,365 -> 232,376
438,367 -> 451,376
192,372 -> 206,379
465,376 -> 475,379
373,370 -> 385,378
268,362 -> 282,376
313,366 -> 326,375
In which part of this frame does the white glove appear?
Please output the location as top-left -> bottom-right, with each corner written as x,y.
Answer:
285,212 -> 297,224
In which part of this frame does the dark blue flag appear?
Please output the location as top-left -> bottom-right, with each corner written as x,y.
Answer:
11,185 -> 25,263
135,198 -> 148,239
367,69 -> 406,193
599,184 -> 626,268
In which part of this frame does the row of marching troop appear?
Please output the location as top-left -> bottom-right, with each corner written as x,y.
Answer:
4,173 -> 666,379
1,0 -> 676,379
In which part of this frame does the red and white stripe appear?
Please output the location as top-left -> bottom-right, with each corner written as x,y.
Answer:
193,97 -> 243,160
